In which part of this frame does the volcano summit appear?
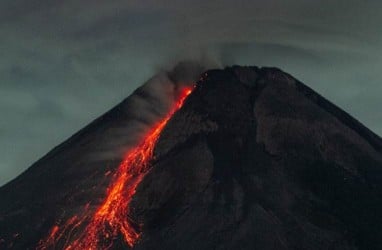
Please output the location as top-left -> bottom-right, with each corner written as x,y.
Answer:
0,66 -> 381,250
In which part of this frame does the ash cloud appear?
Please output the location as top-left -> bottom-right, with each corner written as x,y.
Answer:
134,60 -> 207,122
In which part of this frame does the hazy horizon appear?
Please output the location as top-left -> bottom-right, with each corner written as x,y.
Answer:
1,0 -> 381,185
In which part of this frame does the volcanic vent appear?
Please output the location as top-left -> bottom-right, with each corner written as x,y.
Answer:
1,65 -> 382,250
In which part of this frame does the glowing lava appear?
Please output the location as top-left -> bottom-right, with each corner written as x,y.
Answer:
38,87 -> 193,250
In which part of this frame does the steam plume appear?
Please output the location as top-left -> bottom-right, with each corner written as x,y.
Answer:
90,61 -> 206,162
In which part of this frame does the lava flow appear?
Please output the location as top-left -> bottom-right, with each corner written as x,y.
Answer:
37,87 -> 193,250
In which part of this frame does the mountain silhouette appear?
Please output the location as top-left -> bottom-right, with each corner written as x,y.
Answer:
1,66 -> 381,250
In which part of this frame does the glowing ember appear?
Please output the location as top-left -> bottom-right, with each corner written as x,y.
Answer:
37,87 -> 193,250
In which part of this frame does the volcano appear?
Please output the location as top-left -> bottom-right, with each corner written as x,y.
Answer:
1,66 -> 382,250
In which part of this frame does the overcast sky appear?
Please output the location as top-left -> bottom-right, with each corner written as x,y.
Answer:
1,0 -> 381,186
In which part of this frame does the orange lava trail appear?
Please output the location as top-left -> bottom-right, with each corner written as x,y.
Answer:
37,87 -> 193,250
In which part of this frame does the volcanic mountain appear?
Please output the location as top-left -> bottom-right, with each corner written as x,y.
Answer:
1,66 -> 382,250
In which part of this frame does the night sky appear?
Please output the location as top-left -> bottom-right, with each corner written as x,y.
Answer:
1,0 -> 381,185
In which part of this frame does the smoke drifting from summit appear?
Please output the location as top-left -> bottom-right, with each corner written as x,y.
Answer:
87,61 -> 205,162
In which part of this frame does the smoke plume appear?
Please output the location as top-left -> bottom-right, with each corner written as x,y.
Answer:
89,61 -> 207,162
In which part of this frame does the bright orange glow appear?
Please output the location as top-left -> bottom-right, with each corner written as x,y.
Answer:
37,87 -> 193,250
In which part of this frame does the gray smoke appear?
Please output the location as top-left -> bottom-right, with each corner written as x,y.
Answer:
86,61 -> 207,162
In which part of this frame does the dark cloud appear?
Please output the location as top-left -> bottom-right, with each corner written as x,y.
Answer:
0,0 -> 381,185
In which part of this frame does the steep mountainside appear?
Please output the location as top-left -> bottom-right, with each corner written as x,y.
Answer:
1,66 -> 381,250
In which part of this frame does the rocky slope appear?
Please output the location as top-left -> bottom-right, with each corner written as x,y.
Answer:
1,66 -> 382,250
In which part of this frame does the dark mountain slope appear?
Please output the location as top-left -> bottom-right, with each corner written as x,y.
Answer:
131,66 -> 382,250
